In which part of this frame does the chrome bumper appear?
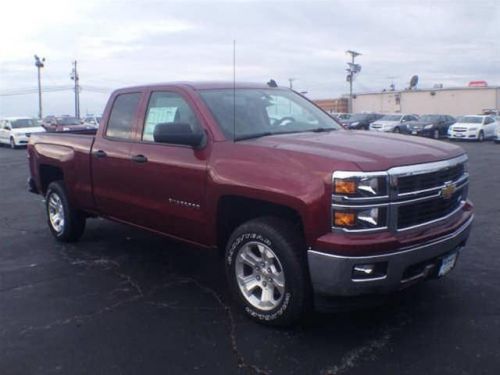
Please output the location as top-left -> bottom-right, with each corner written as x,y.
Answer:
308,216 -> 473,296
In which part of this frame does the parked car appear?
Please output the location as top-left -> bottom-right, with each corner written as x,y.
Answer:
330,112 -> 351,122
43,116 -> 97,133
27,82 -> 473,326
448,115 -> 497,142
82,115 -> 102,129
494,117 -> 500,143
401,114 -> 456,139
0,117 -> 46,148
341,113 -> 383,130
369,114 -> 419,133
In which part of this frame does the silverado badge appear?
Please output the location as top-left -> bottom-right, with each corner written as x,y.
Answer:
441,181 -> 457,200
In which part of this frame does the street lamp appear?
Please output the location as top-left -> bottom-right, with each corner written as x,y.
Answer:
34,55 -> 45,119
345,50 -> 361,113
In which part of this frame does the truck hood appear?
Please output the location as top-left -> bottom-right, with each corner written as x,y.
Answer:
244,130 -> 464,171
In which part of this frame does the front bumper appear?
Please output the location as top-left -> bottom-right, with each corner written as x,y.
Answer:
308,215 -> 473,296
448,130 -> 478,140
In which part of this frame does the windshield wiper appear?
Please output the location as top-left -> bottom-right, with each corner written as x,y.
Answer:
308,127 -> 336,133
234,132 -> 274,141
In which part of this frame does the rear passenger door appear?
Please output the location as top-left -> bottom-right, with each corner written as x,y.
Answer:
127,90 -> 209,244
92,92 -> 144,222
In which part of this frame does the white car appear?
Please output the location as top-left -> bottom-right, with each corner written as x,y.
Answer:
0,117 -> 46,148
495,117 -> 500,143
369,114 -> 419,133
82,115 -> 102,129
448,115 -> 497,142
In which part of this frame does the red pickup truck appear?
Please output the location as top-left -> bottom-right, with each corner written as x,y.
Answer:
27,82 -> 473,325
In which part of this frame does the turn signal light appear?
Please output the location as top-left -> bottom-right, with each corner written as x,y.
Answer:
334,179 -> 356,194
334,212 -> 356,227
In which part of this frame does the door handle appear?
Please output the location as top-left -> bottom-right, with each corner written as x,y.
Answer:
131,154 -> 148,163
93,150 -> 107,158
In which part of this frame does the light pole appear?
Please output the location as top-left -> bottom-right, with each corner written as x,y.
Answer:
288,78 -> 296,89
345,50 -> 361,113
70,60 -> 80,119
34,55 -> 45,119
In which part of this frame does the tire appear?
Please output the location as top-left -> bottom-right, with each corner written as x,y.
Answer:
225,217 -> 310,326
433,129 -> 440,139
478,131 -> 484,142
393,127 -> 400,133
10,137 -> 16,149
45,181 -> 86,242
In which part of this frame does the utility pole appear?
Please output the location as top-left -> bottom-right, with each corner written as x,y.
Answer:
71,60 -> 80,119
34,55 -> 45,119
345,50 -> 362,113
288,78 -> 296,89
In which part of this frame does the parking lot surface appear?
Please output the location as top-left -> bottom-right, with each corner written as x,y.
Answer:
1,140 -> 499,375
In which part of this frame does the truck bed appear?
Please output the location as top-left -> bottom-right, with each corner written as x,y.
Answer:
28,132 -> 96,212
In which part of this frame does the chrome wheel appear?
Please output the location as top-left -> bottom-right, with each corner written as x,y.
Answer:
434,129 -> 440,139
10,138 -> 15,149
48,193 -> 65,233
235,241 -> 285,311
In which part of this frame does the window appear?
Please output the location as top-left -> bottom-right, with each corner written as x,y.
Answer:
143,92 -> 200,142
106,93 -> 141,139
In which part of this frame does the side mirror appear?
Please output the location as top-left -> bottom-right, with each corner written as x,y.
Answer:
153,122 -> 205,148
5,126 -> 11,131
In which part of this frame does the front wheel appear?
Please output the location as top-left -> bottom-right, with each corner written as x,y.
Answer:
10,137 -> 16,149
225,217 -> 310,326
393,127 -> 400,133
433,129 -> 440,139
478,130 -> 485,142
46,181 -> 86,242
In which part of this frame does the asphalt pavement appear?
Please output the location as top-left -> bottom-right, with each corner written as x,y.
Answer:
0,140 -> 499,375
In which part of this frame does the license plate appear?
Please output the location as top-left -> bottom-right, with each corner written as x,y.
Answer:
412,131 -> 418,135
438,252 -> 458,277
455,134 -> 465,137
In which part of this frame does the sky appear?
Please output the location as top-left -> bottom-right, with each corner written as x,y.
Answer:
0,0 -> 499,117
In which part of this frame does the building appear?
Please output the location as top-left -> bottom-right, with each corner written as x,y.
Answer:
313,98 -> 348,113
351,86 -> 500,116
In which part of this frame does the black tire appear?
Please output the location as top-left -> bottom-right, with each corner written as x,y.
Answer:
10,137 -> 16,149
478,131 -> 485,142
45,181 -> 86,242
225,217 -> 310,326
393,127 -> 400,133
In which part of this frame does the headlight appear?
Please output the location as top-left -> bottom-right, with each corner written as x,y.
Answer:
350,122 -> 359,127
424,124 -> 434,129
333,173 -> 388,197
333,207 -> 387,230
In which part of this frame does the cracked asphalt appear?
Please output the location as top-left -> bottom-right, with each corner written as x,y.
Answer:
1,140 -> 499,375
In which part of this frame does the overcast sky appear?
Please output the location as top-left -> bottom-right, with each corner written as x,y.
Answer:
0,0 -> 499,117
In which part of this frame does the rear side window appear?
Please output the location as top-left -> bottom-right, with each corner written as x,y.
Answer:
106,93 -> 141,139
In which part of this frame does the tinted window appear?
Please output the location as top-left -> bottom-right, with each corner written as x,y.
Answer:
106,93 -> 141,139
143,92 -> 201,142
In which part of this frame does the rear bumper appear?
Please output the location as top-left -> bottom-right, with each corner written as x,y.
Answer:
308,215 -> 473,296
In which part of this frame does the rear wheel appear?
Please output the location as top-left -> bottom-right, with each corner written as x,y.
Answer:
46,181 -> 86,242
478,130 -> 485,142
225,217 -> 310,326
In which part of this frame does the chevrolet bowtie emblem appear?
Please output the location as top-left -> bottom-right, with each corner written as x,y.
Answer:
441,182 -> 457,200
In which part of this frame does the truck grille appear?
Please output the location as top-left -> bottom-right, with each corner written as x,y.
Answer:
397,190 -> 463,229
397,163 -> 464,194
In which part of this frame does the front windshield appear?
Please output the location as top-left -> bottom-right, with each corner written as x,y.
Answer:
457,116 -> 482,124
11,119 -> 37,128
57,117 -> 80,125
379,115 -> 402,121
199,88 -> 341,140
419,115 -> 440,122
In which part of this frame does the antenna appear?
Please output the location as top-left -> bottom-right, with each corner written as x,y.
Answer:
233,40 -> 236,142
